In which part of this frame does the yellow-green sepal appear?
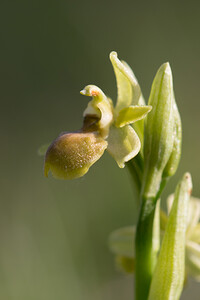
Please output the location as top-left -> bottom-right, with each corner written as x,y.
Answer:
115,105 -> 152,128
109,51 -> 141,113
107,125 -> 141,168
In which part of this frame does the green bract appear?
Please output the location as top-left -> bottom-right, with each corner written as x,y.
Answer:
148,173 -> 192,300
44,52 -> 151,179
143,63 -> 181,199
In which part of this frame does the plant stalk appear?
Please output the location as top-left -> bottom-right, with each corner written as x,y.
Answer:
134,177 -> 168,300
135,196 -> 156,300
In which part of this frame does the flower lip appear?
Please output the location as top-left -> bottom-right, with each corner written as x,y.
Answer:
44,131 -> 107,180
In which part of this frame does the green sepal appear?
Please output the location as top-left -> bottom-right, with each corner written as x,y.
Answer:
115,105 -> 152,128
109,51 -> 141,113
148,173 -> 192,300
107,125 -> 141,168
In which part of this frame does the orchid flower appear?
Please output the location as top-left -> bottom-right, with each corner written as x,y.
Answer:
44,52 -> 151,179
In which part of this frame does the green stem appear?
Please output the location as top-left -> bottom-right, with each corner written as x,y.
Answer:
135,196 -> 156,300
134,177 -> 168,300
127,153 -> 169,300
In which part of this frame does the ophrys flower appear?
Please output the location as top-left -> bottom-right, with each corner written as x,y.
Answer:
44,52 -> 151,179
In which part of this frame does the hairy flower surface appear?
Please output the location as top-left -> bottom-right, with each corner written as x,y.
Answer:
45,132 -> 107,180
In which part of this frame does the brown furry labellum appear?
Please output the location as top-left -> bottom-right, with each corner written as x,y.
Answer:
44,132 -> 107,180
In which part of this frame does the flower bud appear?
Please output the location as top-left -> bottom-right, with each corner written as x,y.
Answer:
44,132 -> 107,180
143,62 -> 174,198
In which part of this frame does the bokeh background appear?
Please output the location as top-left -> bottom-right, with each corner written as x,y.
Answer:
1,0 -> 200,299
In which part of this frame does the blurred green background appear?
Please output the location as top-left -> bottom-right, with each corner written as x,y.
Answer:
1,0 -> 200,299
